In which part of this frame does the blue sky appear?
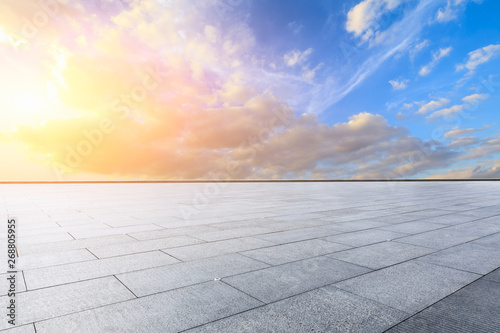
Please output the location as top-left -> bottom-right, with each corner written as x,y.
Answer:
0,0 -> 499,180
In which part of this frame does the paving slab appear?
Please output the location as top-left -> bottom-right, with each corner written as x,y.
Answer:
116,253 -> 269,297
186,285 -> 409,333
18,249 -> 96,270
23,251 -> 179,290
319,220 -> 390,232
224,256 -> 371,303
0,276 -> 134,329
241,239 -> 351,265
379,221 -> 448,234
334,260 -> 480,313
0,324 -> 36,333
34,281 -> 263,333
484,268 -> 500,283
394,228 -> 482,249
327,241 -> 435,269
323,229 -> 407,247
88,235 -> 204,258
386,278 -> 500,333
163,237 -> 275,261
253,227 -> 340,244
417,243 -> 500,275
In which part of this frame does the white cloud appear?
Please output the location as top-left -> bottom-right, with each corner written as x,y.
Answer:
287,21 -> 304,35
457,44 -> 500,73
283,48 -> 313,67
427,104 -> 465,119
345,0 -> 404,43
389,79 -> 408,90
436,0 -> 458,22
410,39 -> 430,60
416,98 -> 450,115
444,126 -> 488,137
419,46 -> 452,76
462,93 -> 488,104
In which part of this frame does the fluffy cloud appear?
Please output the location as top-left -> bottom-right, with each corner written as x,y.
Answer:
416,98 -> 450,115
444,126 -> 488,137
283,48 -> 313,67
389,79 -> 408,90
345,0 -> 404,43
419,46 -> 452,76
457,44 -> 500,73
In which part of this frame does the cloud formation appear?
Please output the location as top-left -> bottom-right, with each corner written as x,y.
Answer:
419,46 -> 452,76
457,44 -> 500,73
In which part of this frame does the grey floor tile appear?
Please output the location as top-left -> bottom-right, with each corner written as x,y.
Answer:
0,324 -> 35,333
24,251 -> 179,290
18,235 -> 136,256
116,253 -> 269,297
34,281 -> 263,333
395,228 -> 482,249
484,268 -> 500,283
18,249 -> 96,270
241,239 -> 351,265
417,243 -> 500,275
0,276 -> 134,329
127,225 -> 220,241
323,229 -> 406,247
163,237 -> 275,261
224,256 -> 371,303
379,221 -> 447,234
0,272 -> 26,296
386,279 -> 500,333
253,227 -> 339,244
186,285 -> 409,333
327,241 -> 435,269
320,220 -> 390,232
191,226 -> 275,242
335,260 -> 480,313
88,235 -> 204,258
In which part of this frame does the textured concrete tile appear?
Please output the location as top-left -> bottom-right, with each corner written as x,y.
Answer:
386,279 -> 500,333
323,229 -> 406,247
395,228 -> 481,249
117,253 -> 269,297
89,235 -> 204,258
328,241 -> 435,269
254,227 -> 339,244
18,234 -> 135,256
127,225 -> 220,241
241,239 -> 351,265
24,251 -> 179,290
191,226 -> 275,242
320,220 -> 390,232
0,324 -> 35,333
451,221 -> 500,237
68,224 -> 164,239
18,249 -> 96,270
484,268 -> 500,283
0,272 -> 26,296
18,232 -> 74,245
163,237 -> 274,261
186,285 -> 408,333
379,221 -> 447,234
35,281 -> 263,333
0,277 -> 134,329
471,232 -> 500,249
224,256 -> 370,303
418,243 -> 500,274
335,260 -> 480,313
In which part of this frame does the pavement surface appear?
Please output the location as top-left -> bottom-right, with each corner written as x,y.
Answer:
0,181 -> 499,332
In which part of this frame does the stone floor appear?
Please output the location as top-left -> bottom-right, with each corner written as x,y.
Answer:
0,181 -> 499,332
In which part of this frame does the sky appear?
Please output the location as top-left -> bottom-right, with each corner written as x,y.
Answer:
0,0 -> 499,180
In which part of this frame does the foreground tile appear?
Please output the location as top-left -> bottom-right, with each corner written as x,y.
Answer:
417,243 -> 500,275
88,235 -> 204,258
116,253 -> 269,297
224,256 -> 370,303
0,324 -> 35,333
24,251 -> 179,290
327,241 -> 434,269
35,281 -> 262,333
163,237 -> 274,261
395,228 -> 481,249
187,285 -> 408,333
323,229 -> 406,247
386,279 -> 500,333
0,276 -> 134,329
335,260 -> 480,313
18,249 -> 96,270
254,227 -> 339,244
241,239 -> 351,266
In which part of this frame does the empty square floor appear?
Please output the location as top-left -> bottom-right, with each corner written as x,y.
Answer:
1,181 -> 499,332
